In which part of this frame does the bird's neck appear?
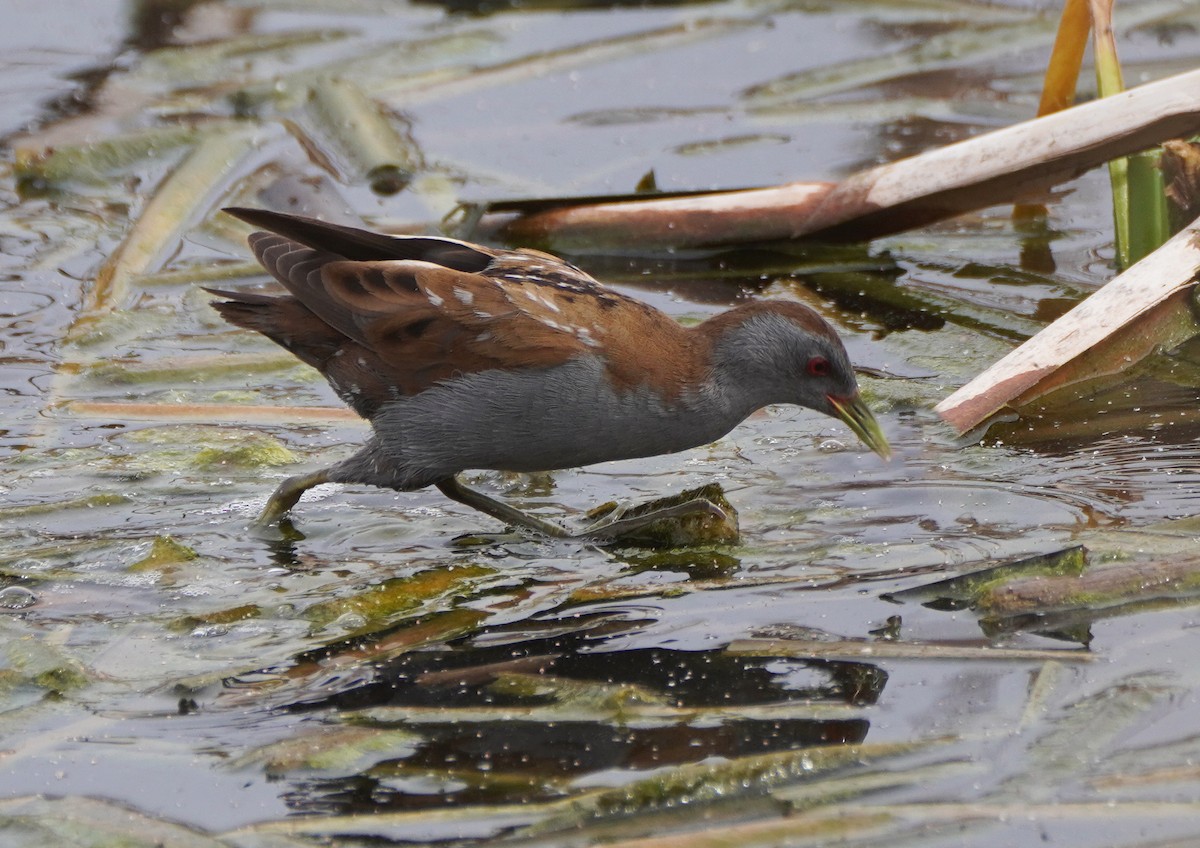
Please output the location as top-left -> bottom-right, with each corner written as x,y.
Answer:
691,307 -> 789,416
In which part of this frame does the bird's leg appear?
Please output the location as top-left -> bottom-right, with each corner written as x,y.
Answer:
256,468 -> 332,525
435,476 -> 571,538
579,498 -> 730,541
436,476 -> 730,544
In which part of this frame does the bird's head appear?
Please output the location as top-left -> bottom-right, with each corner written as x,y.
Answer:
706,301 -> 890,460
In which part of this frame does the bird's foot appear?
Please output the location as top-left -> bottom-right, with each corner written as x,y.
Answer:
435,477 -> 572,539
254,469 -> 331,526
447,500 -> 732,548
436,477 -> 739,547
578,496 -> 737,545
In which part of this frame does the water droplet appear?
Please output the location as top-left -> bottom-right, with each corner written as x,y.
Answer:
0,586 -> 37,610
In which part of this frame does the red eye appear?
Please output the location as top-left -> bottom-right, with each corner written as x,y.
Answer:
807,356 -> 831,377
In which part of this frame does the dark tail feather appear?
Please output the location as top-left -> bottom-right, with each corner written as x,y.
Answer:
204,286 -> 291,336
205,287 -> 342,370
204,286 -> 279,307
221,207 -> 492,272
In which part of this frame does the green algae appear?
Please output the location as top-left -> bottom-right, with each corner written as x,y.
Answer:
127,535 -> 199,572
303,563 -> 496,631
235,725 -> 420,776
122,425 -> 298,473
85,353 -> 303,386
487,671 -> 670,715
532,739 -> 940,832
0,494 -> 129,520
13,124 -> 213,196
168,604 -> 263,633
0,630 -> 90,697
301,76 -> 421,195
192,439 -> 296,471
586,483 -> 740,547
882,546 -> 1087,609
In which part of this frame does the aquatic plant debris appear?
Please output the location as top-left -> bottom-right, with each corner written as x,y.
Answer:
936,217 -> 1200,434
302,563 -> 496,631
234,725 -> 420,776
583,483 -> 740,546
881,546 -> 1088,608
525,739 -> 942,835
478,68 -> 1200,251
127,535 -> 199,572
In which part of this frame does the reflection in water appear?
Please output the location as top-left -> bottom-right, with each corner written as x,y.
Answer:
282,716 -> 869,816
281,623 -> 888,712
261,619 -> 880,816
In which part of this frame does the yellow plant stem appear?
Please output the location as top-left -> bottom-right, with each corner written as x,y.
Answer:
1014,0 -> 1090,224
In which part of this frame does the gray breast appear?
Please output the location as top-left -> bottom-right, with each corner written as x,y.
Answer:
366,355 -> 747,487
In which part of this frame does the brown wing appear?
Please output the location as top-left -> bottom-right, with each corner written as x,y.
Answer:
247,232 -> 598,398
456,256 -> 704,399
221,208 -> 702,409
328,260 -> 599,395
348,253 -> 705,400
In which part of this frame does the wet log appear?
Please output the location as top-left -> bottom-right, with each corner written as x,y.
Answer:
477,68 -> 1200,252
935,216 -> 1200,434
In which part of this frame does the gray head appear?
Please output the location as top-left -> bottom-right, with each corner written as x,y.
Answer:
705,301 -> 890,458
